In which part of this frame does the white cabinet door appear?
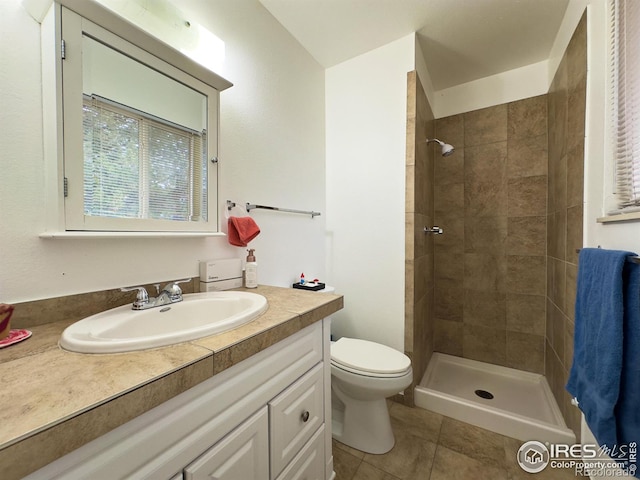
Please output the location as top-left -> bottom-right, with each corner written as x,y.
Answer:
275,426 -> 325,480
269,363 -> 324,479
184,407 -> 269,480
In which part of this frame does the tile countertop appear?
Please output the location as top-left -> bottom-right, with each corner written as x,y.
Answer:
0,285 -> 343,480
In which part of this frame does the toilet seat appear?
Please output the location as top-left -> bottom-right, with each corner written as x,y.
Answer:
331,337 -> 411,377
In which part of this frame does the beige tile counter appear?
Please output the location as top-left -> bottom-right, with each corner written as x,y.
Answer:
0,285 -> 343,480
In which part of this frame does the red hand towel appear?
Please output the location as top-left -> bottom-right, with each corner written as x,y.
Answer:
228,216 -> 261,247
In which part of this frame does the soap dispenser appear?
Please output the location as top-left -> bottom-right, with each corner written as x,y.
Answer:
245,249 -> 258,288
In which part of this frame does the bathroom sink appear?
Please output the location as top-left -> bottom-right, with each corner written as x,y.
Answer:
60,291 -> 268,353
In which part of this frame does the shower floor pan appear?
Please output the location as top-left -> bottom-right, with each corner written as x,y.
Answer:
415,353 -> 575,444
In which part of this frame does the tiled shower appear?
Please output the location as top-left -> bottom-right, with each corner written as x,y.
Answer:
405,13 -> 586,438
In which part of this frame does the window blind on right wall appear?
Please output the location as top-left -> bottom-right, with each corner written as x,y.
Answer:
610,0 -> 640,213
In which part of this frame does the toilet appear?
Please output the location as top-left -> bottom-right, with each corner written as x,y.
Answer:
330,336 -> 413,454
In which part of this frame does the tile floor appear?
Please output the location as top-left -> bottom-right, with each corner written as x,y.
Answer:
333,401 -> 584,479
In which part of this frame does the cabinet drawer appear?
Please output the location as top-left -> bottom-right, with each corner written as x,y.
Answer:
269,363 -> 324,479
184,407 -> 269,480
275,425 -> 325,480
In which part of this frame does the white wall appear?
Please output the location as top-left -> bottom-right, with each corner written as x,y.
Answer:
432,61 -> 549,118
0,0 -> 325,303
325,34 -> 415,352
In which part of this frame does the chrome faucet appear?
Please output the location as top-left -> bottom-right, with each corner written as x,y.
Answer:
121,279 -> 192,310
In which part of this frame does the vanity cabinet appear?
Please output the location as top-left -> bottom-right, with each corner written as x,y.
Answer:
183,408 -> 269,480
25,320 -> 333,480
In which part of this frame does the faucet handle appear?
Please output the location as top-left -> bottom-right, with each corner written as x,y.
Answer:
162,278 -> 192,300
120,286 -> 149,309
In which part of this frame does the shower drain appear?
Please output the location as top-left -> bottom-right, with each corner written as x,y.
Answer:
474,389 -> 494,400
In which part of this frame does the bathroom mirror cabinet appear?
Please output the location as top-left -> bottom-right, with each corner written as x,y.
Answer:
41,0 -> 232,234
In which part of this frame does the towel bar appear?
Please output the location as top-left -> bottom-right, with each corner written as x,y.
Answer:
575,248 -> 640,264
245,203 -> 320,218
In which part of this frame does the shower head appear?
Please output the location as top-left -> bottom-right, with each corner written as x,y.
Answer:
427,138 -> 455,157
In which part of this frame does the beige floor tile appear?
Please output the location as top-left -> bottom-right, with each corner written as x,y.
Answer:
363,430 -> 437,479
333,438 -> 366,460
431,445 -> 508,480
438,416 -> 508,469
332,405 -> 586,480
389,402 -> 444,444
333,441 -> 362,480
353,461 -> 402,480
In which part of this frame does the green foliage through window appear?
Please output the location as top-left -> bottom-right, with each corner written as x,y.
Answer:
82,97 -> 207,223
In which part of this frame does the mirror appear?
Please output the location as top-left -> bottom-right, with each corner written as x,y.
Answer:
53,1 -> 231,234
81,35 -> 208,225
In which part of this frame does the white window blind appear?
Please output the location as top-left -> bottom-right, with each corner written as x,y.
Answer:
82,96 -> 207,223
610,0 -> 640,213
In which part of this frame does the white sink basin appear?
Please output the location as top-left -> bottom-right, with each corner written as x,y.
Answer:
60,291 -> 268,353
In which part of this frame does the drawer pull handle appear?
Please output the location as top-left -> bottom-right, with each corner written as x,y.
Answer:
301,410 -> 310,422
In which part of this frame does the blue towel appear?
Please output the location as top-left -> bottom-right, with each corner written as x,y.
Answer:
616,259 -> 640,473
566,248 -> 636,449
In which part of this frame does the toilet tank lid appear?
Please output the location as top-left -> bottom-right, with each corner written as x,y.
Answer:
331,337 -> 411,374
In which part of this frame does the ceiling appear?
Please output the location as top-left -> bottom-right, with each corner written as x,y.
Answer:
258,0 -> 570,91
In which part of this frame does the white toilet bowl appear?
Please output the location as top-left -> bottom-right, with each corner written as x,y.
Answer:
330,337 -> 413,454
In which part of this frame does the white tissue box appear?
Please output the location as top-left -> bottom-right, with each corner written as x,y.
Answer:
199,258 -> 242,291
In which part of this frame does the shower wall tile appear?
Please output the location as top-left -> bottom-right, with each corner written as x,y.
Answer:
434,217 -> 464,255
546,298 -> 555,347
434,319 -> 463,356
545,13 -> 585,437
550,303 -> 566,369
435,150 -> 464,186
464,253 -> 506,293
506,255 -> 546,295
464,216 -> 507,254
463,289 -> 506,329
545,339 -> 555,382
435,113 -> 464,148
434,92 -> 549,375
507,175 -> 547,217
435,183 -> 464,219
564,318 -> 575,372
548,210 -> 567,260
506,294 -> 546,336
405,70 -> 436,405
506,216 -> 546,256
565,264 -> 578,321
567,78 -> 586,148
465,167 -> 508,215
405,214 -> 416,263
415,255 -> 429,300
465,142 -> 508,181
567,141 -> 585,207
463,324 -> 506,365
435,253 -> 464,282
464,142 -> 508,217
507,95 -> 547,140
548,61 -> 568,162
506,331 -> 545,374
566,205 -> 583,264
567,14 -> 588,92
551,257 -> 567,313
464,104 -> 508,146
464,180 -> 508,218
507,134 -> 548,179
406,165 -> 416,213
435,278 -> 464,322
553,154 -> 568,212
